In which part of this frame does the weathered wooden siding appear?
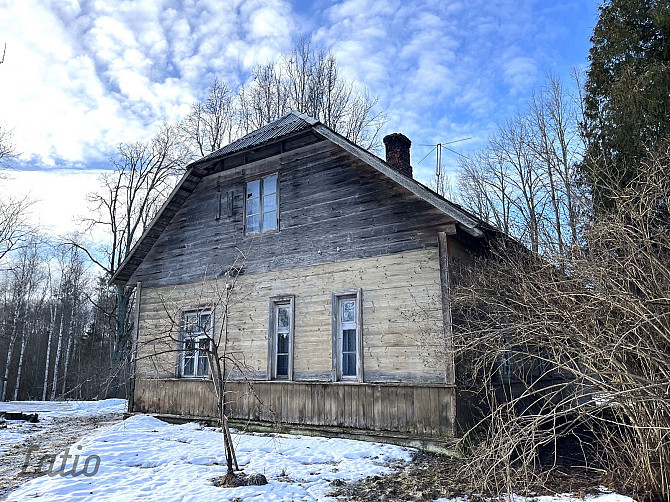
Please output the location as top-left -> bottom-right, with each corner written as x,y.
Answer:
135,248 -> 446,384
133,378 -> 454,438
127,141 -> 458,288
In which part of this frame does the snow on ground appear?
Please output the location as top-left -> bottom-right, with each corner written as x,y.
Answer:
0,399 -> 127,456
0,399 -> 127,417
6,413 -> 412,501
1,401 -> 637,502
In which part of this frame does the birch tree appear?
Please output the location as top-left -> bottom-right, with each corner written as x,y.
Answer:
1,236 -> 42,400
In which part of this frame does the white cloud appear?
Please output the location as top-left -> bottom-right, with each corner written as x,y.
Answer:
0,0 -> 597,236
0,0 -> 297,168
0,168 -> 106,240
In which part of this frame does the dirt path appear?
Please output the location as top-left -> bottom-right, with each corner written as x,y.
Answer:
0,412 -> 124,500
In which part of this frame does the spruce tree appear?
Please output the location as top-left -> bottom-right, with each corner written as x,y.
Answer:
582,0 -> 670,210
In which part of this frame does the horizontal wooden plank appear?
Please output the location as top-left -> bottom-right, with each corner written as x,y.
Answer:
127,141 -> 459,288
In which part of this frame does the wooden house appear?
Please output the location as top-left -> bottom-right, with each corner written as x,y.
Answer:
111,111 -> 493,448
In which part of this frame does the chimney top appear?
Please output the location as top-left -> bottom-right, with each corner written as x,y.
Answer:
383,133 -> 412,178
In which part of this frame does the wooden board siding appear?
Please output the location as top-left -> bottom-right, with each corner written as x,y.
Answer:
126,141 -> 459,288
135,248 -> 446,384
133,378 -> 454,438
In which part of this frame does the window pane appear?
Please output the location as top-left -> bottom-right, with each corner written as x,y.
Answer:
247,180 -> 260,199
183,356 -> 194,376
341,301 -> 355,323
342,329 -> 356,352
277,354 -> 288,376
263,193 -> 276,211
277,306 -> 289,329
184,314 -> 196,335
197,354 -> 209,376
246,197 -> 260,216
199,314 -> 211,333
342,353 -> 356,376
263,211 -> 277,230
277,332 -> 289,354
246,214 -> 260,233
263,174 -> 277,195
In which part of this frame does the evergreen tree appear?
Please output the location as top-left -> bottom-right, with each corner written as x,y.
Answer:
581,0 -> 670,210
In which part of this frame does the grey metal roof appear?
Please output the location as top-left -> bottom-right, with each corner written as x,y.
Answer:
193,110 -> 318,166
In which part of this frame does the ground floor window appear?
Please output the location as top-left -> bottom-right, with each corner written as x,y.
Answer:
180,309 -> 211,378
268,296 -> 295,380
331,289 -> 363,382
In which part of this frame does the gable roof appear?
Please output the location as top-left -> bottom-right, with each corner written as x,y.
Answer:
110,111 -> 485,285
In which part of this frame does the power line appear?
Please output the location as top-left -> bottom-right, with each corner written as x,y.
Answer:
417,137 -> 472,165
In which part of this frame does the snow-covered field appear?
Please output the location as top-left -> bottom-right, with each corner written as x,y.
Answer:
0,399 -> 127,457
6,412 -> 412,501
1,400 -> 637,502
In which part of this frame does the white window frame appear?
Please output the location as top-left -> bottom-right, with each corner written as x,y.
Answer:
179,309 -> 212,378
331,289 -> 363,383
245,173 -> 279,234
267,296 -> 295,380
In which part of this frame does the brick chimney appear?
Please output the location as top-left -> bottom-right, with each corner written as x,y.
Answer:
383,133 -> 412,178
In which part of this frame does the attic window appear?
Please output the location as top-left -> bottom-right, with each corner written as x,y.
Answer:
246,173 -> 278,234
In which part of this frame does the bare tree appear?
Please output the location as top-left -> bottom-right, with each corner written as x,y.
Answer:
181,78 -> 236,158
41,264 -> 59,400
526,75 -> 583,255
0,123 -> 17,163
458,149 -> 515,236
0,195 -> 31,263
458,74 -> 584,257
140,251 -> 269,486
238,39 -> 386,150
452,142 -> 670,501
70,124 -> 188,398
1,235 -> 43,401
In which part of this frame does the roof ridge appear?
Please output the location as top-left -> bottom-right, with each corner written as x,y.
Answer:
192,111 -> 316,166
286,110 -> 319,125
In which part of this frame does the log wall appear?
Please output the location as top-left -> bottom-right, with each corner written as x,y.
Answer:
135,248 -> 446,384
127,141 -> 460,288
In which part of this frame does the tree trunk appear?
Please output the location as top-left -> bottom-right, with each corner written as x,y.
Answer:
12,323 -> 28,400
61,322 -> 74,396
50,307 -> 65,401
42,302 -> 56,400
1,298 -> 22,401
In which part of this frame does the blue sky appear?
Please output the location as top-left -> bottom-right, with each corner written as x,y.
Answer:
0,0 -> 600,235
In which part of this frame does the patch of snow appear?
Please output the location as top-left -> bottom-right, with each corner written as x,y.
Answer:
0,399 -> 127,418
2,405 -> 637,502
7,414 -> 412,501
0,400 -> 126,458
